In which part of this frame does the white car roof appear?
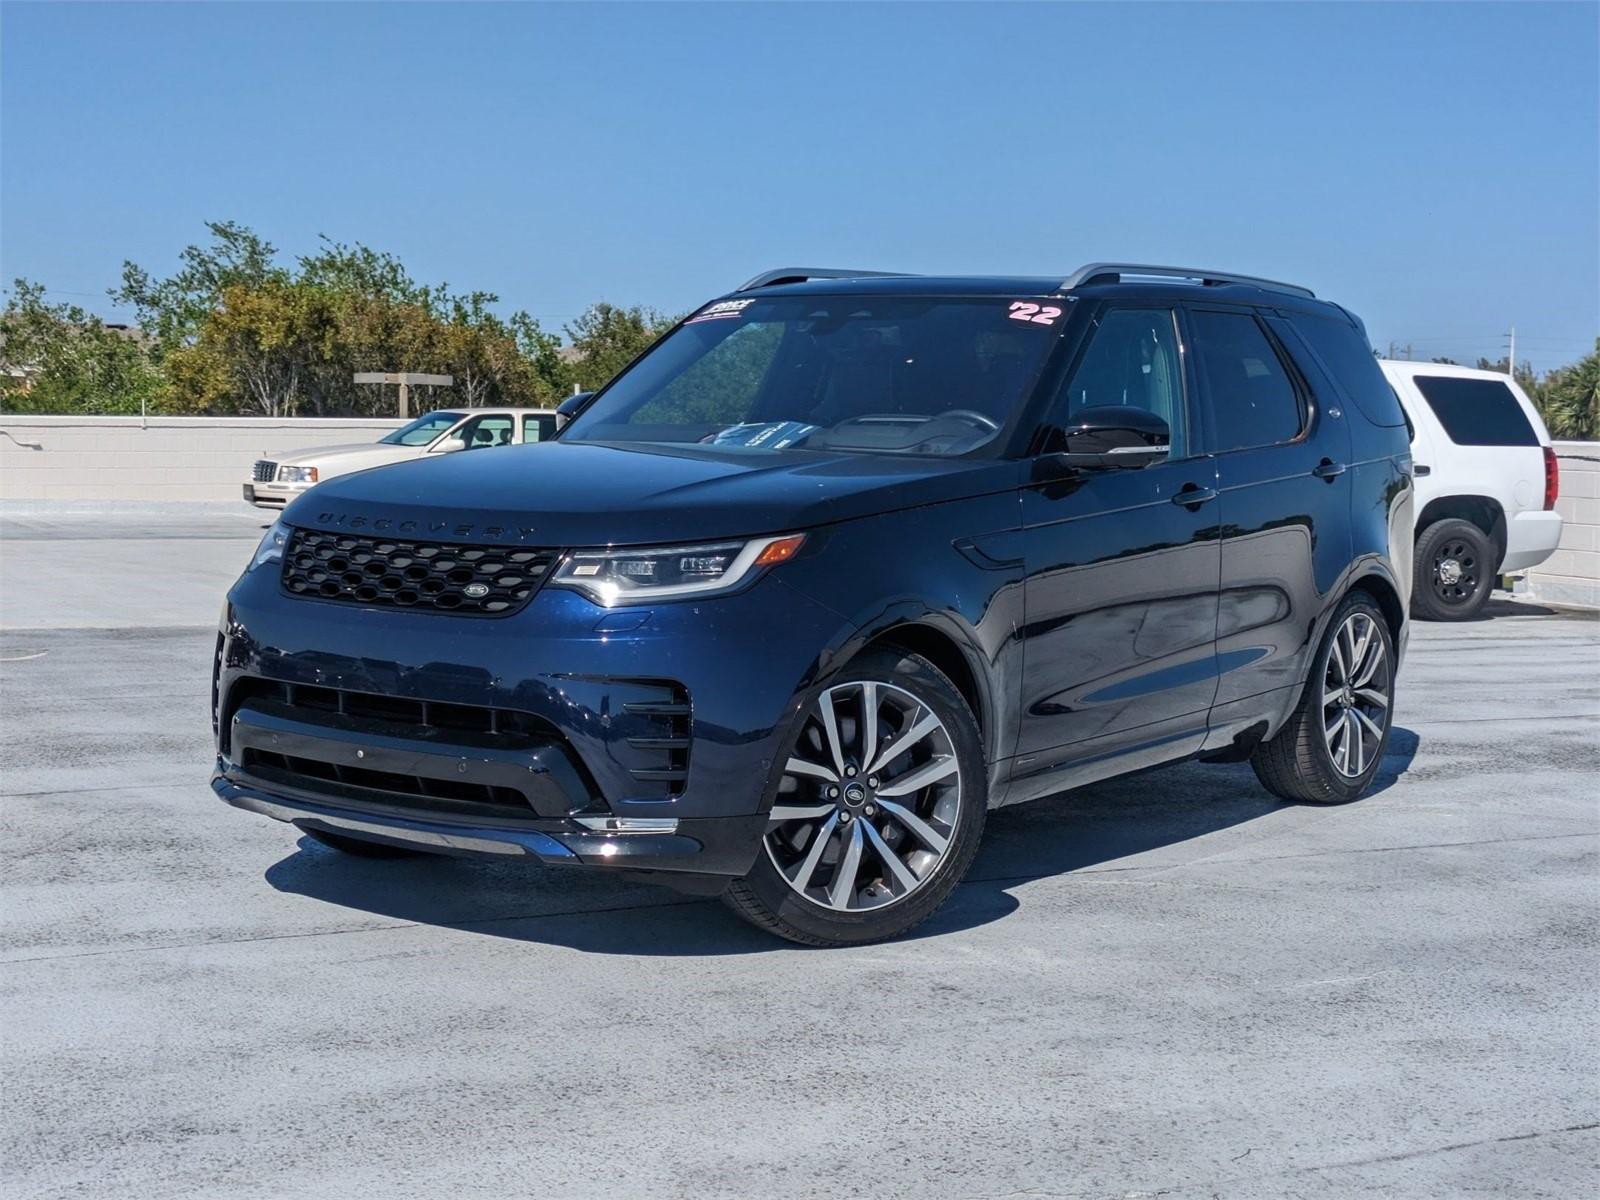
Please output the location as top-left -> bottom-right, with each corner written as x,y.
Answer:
414,407 -> 560,419
1379,360 -> 1515,383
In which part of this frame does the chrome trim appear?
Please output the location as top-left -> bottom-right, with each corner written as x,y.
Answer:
572,816 -> 680,835
213,775 -> 577,859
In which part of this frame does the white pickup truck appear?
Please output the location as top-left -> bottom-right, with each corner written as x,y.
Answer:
1381,361 -> 1562,620
245,407 -> 560,509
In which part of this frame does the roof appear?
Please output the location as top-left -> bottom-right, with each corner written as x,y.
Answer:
733,273 -> 1345,320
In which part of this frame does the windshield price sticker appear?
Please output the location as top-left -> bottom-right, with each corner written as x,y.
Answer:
687,298 -> 755,324
1007,301 -> 1063,326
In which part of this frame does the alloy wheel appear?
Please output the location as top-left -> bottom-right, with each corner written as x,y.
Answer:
1321,611 -> 1391,778
765,681 -> 962,912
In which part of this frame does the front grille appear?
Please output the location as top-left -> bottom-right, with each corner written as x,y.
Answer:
224,678 -> 552,745
281,528 -> 557,615
253,460 -> 278,483
241,748 -> 531,813
223,679 -> 589,823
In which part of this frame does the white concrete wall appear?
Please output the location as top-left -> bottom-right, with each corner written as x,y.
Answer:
0,415 -> 403,502
1520,441 -> 1600,611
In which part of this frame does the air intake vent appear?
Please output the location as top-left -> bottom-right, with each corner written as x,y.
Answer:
622,683 -> 692,796
281,528 -> 557,616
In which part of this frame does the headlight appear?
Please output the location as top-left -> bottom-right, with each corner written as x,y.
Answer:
277,465 -> 318,484
550,533 -> 806,606
250,519 -> 289,571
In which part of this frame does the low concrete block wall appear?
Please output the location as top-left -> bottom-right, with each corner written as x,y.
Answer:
1520,441 -> 1600,611
0,416 -> 404,502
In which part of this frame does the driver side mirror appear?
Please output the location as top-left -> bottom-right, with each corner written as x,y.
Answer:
1045,405 -> 1170,469
436,433 -> 467,453
555,391 -> 595,431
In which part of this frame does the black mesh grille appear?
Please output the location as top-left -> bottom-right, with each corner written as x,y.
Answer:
253,460 -> 278,482
281,528 -> 557,615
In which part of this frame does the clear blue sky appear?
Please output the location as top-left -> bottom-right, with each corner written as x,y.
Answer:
2,1 -> 1596,371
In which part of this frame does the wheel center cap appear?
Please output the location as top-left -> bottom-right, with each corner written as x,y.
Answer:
1438,558 -> 1463,585
842,782 -> 868,808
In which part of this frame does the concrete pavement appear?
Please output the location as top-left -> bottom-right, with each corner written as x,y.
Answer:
1,508 -> 1596,1198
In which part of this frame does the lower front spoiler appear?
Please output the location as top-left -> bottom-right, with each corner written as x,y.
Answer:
212,772 -> 767,886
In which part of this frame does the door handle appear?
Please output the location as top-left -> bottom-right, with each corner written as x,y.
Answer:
1312,459 -> 1347,481
1171,484 -> 1218,509
1413,463 -> 1431,477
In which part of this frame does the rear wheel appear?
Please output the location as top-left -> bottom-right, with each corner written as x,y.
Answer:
1412,518 -> 1494,621
1251,593 -> 1395,805
301,827 -> 433,858
723,649 -> 986,946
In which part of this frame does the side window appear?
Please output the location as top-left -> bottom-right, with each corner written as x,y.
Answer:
1054,308 -> 1187,457
455,414 -> 514,450
1410,376 -> 1538,447
522,413 -> 554,443
1289,314 -> 1407,427
1189,310 -> 1304,452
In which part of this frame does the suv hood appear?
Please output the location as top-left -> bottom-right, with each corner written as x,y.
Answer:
281,441 -> 1020,547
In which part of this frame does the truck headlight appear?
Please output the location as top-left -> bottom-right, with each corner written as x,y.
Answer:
277,465 -> 319,484
550,533 -> 805,606
250,519 -> 289,571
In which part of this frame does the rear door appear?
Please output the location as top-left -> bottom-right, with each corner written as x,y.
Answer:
1015,305 -> 1222,793
1186,305 -> 1353,720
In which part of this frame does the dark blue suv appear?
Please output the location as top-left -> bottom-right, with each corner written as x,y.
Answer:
213,264 -> 1414,945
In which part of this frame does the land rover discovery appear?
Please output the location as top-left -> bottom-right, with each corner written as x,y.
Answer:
212,263 -> 1413,946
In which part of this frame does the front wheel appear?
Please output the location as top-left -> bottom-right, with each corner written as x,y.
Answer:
723,649 -> 987,946
1251,593 -> 1396,805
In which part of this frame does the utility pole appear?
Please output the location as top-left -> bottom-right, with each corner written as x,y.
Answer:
1505,326 -> 1516,377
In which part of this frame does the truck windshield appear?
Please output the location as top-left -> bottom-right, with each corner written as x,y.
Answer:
562,296 -> 1061,456
381,411 -> 464,446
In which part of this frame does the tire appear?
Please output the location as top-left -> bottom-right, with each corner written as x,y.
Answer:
301,826 -> 434,859
723,649 -> 987,947
1251,592 -> 1396,805
1412,518 -> 1495,621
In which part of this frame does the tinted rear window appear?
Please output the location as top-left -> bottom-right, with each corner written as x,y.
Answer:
1412,376 -> 1538,446
1289,315 -> 1407,427
1189,310 -> 1304,452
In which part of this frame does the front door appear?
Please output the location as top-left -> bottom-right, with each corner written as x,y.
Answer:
1015,306 -> 1222,797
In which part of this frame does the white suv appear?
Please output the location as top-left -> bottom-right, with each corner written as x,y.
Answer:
246,407 -> 559,509
1381,361 -> 1561,620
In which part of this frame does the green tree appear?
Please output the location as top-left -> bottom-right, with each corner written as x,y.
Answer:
1537,340 -> 1599,441
0,280 -> 163,414
112,220 -> 283,357
564,302 -> 673,391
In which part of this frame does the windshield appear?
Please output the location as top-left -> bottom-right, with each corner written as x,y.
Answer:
562,296 -> 1061,456
380,411 -> 465,446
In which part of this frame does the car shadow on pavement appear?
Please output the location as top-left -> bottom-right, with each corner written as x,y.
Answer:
265,726 -> 1419,955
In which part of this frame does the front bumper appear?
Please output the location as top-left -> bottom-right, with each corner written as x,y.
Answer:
213,772 -> 766,880
214,554 -> 848,878
244,481 -> 314,508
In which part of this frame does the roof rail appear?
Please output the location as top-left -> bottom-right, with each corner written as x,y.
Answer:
1061,262 -> 1315,299
736,267 -> 912,292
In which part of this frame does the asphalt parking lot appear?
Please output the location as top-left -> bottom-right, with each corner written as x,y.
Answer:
2,505 -> 1597,1200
